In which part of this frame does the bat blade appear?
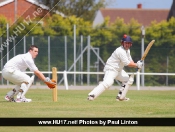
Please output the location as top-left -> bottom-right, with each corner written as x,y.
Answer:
137,40 -> 155,72
141,40 -> 155,61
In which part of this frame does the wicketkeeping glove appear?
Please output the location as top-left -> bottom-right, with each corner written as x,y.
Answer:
137,60 -> 143,69
44,77 -> 56,89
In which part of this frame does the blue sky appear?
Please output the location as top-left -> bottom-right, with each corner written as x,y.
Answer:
106,0 -> 173,9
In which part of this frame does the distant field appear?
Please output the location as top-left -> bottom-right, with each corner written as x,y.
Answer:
0,88 -> 175,132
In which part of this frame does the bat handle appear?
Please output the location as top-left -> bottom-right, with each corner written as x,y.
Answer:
136,68 -> 139,72
137,68 -> 141,72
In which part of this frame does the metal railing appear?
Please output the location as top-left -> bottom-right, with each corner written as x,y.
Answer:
1,71 -> 175,90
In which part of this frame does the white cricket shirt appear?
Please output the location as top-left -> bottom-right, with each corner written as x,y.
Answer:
105,46 -> 133,71
3,52 -> 38,72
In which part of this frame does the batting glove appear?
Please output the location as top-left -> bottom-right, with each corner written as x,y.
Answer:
137,60 -> 143,69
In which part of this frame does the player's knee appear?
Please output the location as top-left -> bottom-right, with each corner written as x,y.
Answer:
101,80 -> 114,89
125,76 -> 130,82
21,83 -> 27,89
121,77 -> 129,84
22,76 -> 31,84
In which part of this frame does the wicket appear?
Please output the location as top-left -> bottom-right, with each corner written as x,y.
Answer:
52,67 -> 57,102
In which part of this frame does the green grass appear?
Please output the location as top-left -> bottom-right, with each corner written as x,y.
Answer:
0,88 -> 175,132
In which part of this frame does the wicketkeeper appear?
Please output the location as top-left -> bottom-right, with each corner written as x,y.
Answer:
87,34 -> 143,101
2,45 -> 56,103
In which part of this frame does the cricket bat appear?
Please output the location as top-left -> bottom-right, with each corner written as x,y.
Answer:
138,40 -> 155,72
141,40 -> 155,61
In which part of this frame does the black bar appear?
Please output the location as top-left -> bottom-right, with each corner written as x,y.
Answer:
0,118 -> 175,126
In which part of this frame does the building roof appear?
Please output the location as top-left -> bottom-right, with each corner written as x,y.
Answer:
94,8 -> 169,27
0,0 -> 13,6
0,0 -> 46,8
0,0 -> 64,17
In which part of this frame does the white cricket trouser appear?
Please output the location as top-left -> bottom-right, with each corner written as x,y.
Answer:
88,68 -> 129,99
102,69 -> 129,88
2,68 -> 31,85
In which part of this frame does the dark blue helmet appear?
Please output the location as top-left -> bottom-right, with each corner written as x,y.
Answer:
121,34 -> 132,43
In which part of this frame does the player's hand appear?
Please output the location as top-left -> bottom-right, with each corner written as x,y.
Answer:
44,77 -> 56,89
137,60 -> 143,69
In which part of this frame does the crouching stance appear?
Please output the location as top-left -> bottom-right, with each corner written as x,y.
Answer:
2,45 -> 56,103
87,35 -> 143,101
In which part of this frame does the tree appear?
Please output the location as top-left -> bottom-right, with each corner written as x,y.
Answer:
0,15 -> 8,36
39,0 -> 107,21
42,14 -> 92,36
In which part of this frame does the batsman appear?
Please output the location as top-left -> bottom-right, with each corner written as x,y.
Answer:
2,45 -> 56,103
87,34 -> 143,101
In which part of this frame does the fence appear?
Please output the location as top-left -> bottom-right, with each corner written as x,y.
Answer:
62,71 -> 175,90
1,35 -> 175,87
1,71 -> 175,90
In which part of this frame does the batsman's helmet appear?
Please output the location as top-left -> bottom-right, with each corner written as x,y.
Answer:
121,34 -> 132,43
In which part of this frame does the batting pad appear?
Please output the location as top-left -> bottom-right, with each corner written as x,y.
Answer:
16,75 -> 35,98
120,74 -> 134,99
88,83 -> 106,100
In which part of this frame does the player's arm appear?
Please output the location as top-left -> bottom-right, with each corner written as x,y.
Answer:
25,59 -> 46,81
34,70 -> 46,81
25,59 -> 47,82
126,51 -> 140,68
127,61 -> 137,68
127,61 -> 143,69
119,51 -> 143,69
25,57 -> 56,89
34,70 -> 56,89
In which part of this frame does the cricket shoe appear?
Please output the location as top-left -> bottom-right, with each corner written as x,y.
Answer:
116,96 -> 130,101
16,97 -> 32,103
5,95 -> 16,102
87,95 -> 95,101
